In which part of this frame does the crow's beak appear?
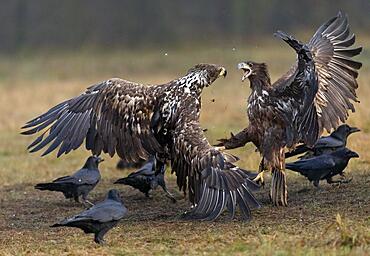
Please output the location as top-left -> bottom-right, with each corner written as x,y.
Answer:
349,127 -> 361,134
238,62 -> 252,82
349,151 -> 359,158
218,67 -> 227,78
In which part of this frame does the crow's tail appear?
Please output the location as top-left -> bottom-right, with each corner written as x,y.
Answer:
113,177 -> 130,185
35,182 -> 63,192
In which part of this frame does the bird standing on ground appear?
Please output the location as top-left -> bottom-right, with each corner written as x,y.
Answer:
114,156 -> 176,203
285,124 -> 360,159
51,189 -> 127,244
285,148 -> 359,187
35,156 -> 103,206
22,64 -> 260,221
217,12 -> 362,206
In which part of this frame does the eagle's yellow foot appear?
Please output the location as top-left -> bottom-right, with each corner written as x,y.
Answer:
214,146 -> 226,152
253,171 -> 265,186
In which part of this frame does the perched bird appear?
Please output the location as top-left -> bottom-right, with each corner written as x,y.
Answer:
285,148 -> 359,187
216,12 -> 362,206
285,124 -> 360,159
114,156 -> 176,203
116,158 -> 146,170
22,64 -> 260,221
51,189 -> 127,244
35,156 -> 103,206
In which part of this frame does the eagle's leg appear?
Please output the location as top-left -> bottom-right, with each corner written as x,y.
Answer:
253,158 -> 266,186
270,149 -> 288,206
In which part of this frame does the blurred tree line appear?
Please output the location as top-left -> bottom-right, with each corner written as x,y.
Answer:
1,0 -> 369,51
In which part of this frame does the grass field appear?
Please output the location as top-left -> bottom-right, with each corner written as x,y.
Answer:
0,41 -> 369,255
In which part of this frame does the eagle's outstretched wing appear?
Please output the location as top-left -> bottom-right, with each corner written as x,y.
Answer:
272,12 -> 361,146
171,98 -> 260,221
307,12 -> 361,131
21,78 -> 162,162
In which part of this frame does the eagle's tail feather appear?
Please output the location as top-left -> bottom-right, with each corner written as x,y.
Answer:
270,169 -> 288,206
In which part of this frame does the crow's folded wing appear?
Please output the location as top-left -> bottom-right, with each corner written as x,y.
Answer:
73,200 -> 127,223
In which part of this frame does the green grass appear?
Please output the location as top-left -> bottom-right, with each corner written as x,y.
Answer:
0,43 -> 369,255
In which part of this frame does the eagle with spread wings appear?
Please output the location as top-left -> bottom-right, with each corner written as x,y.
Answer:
22,64 -> 260,220
217,12 -> 362,206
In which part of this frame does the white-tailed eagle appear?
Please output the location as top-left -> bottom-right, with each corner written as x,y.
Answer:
22,64 -> 260,221
217,12 -> 362,206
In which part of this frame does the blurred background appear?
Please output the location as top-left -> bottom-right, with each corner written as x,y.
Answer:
0,0 -> 369,186
1,0 -> 369,51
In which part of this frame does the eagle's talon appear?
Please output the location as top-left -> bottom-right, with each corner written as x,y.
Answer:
253,171 -> 265,186
214,146 -> 226,152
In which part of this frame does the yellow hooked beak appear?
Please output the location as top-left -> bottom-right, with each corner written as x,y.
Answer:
218,67 -> 227,78
238,62 -> 252,82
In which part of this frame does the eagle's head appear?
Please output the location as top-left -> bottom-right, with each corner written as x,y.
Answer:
186,63 -> 227,87
237,61 -> 269,82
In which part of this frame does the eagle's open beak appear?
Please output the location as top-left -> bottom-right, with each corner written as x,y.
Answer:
349,126 -> 361,134
97,157 -> 104,163
218,67 -> 227,78
238,62 -> 252,82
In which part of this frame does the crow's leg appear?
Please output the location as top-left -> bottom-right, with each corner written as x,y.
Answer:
81,193 -> 94,207
94,231 -> 106,245
145,191 -> 151,198
94,223 -> 116,245
73,194 -> 80,204
313,180 -> 320,188
160,184 -> 177,203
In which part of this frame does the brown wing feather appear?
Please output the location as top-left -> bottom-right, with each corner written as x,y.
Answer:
22,78 -> 163,161
271,12 -> 361,146
171,99 -> 260,221
307,12 -> 362,132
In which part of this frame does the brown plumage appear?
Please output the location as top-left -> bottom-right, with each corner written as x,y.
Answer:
217,12 -> 362,206
22,63 -> 260,221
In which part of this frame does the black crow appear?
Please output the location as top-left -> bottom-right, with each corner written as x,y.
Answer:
285,148 -> 359,187
114,156 -> 176,203
35,156 -> 103,206
51,189 -> 127,244
286,124 -> 360,159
